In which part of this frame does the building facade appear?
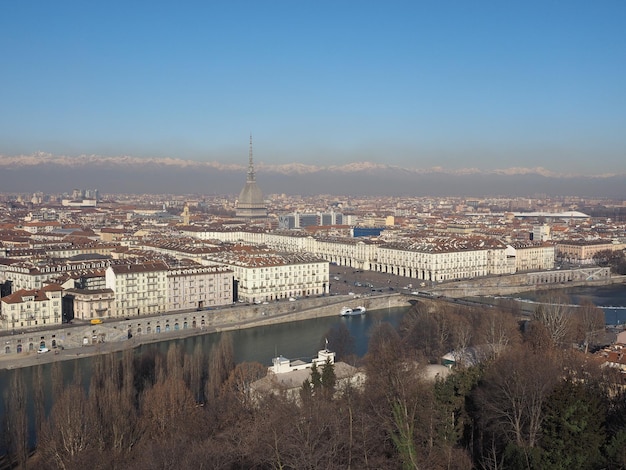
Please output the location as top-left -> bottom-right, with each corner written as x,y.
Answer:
167,265 -> 233,311
105,261 -> 168,317
0,284 -> 63,331
203,250 -> 329,303
506,242 -> 555,272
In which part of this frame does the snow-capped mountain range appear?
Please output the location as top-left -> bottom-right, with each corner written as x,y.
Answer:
0,153 -> 623,197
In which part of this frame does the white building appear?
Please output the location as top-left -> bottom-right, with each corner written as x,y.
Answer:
506,242 -> 555,272
374,237 -> 510,282
532,224 -> 551,242
0,284 -> 63,331
183,228 -> 533,283
64,288 -> 116,320
105,261 -> 168,317
1,259 -> 112,291
203,247 -> 329,303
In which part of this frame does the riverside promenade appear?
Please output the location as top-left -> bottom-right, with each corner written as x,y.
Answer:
0,292 -> 409,370
2,267 -> 621,369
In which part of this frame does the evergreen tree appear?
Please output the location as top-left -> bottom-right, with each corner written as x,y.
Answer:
310,362 -> 322,392
540,379 -> 606,470
321,358 -> 336,397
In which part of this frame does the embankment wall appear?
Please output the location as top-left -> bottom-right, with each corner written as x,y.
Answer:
0,294 -> 409,360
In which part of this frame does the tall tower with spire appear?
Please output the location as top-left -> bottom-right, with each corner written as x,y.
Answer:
236,135 -> 267,219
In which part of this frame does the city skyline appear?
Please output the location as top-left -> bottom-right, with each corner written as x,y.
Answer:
1,2 -> 625,177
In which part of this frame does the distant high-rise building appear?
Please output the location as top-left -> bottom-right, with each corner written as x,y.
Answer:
236,135 -> 267,219
278,211 -> 345,230
532,224 -> 551,241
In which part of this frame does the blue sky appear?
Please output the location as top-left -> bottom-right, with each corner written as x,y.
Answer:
1,1 -> 625,174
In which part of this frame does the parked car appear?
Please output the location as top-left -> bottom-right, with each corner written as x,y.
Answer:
37,347 -> 50,354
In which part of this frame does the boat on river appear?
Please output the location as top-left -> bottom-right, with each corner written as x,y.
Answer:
340,306 -> 366,316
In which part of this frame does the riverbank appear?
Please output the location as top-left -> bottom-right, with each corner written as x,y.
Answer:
0,293 -> 409,370
2,269 -> 622,370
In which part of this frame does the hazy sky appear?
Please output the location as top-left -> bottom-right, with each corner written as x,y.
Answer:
1,1 -> 625,174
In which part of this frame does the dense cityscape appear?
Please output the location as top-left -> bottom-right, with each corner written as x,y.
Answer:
2,1 -> 626,468
1,165 -> 626,468
2,166 -> 625,333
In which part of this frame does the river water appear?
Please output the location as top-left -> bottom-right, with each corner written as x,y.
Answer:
515,283 -> 626,325
0,305 -> 409,452
134,305 -> 408,364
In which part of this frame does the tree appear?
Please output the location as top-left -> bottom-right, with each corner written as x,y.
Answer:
183,343 -> 206,403
38,383 -> 97,468
140,377 -> 198,439
320,358 -> 336,398
205,333 -> 235,401
89,352 -> 141,455
320,322 -> 355,362
310,362 -> 322,392
400,307 -> 452,362
451,314 -> 473,367
540,379 -> 606,469
478,308 -> 521,360
532,292 -> 574,348
574,298 -> 605,353
32,365 -> 46,446
604,384 -> 626,469
593,249 -> 626,274
474,345 -> 560,467
2,370 -> 29,469
221,361 -> 267,409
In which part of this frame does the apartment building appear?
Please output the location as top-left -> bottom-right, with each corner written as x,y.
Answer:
375,238 -> 506,282
0,284 -> 63,331
167,265 -> 233,311
203,248 -> 329,303
179,228 -> 561,282
64,288 -> 116,320
506,242 -> 555,272
105,261 -> 168,317
314,237 -> 378,270
556,240 -> 623,264
1,259 -> 112,291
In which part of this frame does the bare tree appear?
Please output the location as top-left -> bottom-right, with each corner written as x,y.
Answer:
89,353 -> 142,455
3,370 -> 29,469
165,342 -> 184,382
221,361 -> 267,409
532,292 -> 574,348
205,333 -> 235,401
451,314 -> 473,367
32,365 -> 46,443
475,345 -> 560,463
183,343 -> 205,403
401,307 -> 452,362
574,298 -> 605,353
478,308 -> 521,360
38,383 -> 96,468
320,322 -> 356,362
140,377 -> 197,439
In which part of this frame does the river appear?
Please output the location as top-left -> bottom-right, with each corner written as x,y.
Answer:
0,305 -> 409,454
514,283 -> 626,325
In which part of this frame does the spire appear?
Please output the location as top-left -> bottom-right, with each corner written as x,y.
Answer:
247,133 -> 255,183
